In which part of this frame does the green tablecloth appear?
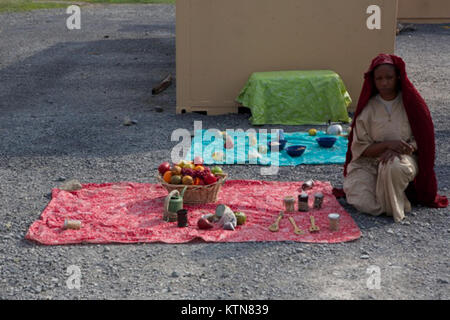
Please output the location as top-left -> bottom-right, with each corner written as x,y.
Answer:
236,70 -> 352,125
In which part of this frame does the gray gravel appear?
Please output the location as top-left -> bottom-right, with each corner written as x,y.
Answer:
0,5 -> 449,300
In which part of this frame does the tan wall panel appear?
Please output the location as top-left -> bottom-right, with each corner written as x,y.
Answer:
176,0 -> 398,114
398,0 -> 450,22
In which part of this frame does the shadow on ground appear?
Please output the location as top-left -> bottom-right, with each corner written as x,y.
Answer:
0,34 -> 181,157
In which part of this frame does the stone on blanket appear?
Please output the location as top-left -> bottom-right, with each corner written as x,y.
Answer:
202,213 -> 215,222
223,222 -> 235,231
59,179 -> 82,191
215,204 -> 234,219
218,210 -> 237,230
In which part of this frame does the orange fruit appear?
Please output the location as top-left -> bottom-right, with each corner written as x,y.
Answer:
194,165 -> 204,171
163,171 -> 172,183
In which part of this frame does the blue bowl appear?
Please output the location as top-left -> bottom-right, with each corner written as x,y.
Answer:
286,145 -> 306,157
268,139 -> 287,151
316,137 -> 337,148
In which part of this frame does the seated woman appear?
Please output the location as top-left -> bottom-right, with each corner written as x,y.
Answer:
342,53 -> 447,222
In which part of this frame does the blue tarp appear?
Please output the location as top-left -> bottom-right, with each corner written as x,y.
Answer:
186,130 -> 348,166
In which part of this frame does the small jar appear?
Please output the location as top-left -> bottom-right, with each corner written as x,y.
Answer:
328,213 -> 340,231
298,192 -> 309,212
313,192 -> 324,209
284,196 -> 296,212
64,219 -> 82,230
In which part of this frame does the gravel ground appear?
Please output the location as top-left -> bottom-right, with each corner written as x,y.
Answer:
0,5 -> 448,300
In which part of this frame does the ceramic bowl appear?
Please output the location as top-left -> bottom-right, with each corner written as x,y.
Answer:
316,137 -> 337,148
286,145 -> 306,157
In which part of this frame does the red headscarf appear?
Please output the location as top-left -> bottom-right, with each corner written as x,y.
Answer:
343,53 -> 448,208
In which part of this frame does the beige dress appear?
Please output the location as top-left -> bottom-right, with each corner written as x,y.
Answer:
343,93 -> 419,222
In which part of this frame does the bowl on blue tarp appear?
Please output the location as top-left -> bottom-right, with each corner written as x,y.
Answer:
268,139 -> 287,151
286,145 -> 306,157
316,137 -> 337,148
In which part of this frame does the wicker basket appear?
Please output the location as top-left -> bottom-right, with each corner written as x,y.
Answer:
157,174 -> 227,204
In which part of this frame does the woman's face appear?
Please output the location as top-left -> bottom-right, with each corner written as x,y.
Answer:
373,64 -> 398,96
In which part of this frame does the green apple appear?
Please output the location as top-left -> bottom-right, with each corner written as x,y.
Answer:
184,163 -> 195,169
234,212 -> 247,225
211,166 -> 223,174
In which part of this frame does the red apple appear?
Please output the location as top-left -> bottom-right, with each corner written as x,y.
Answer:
158,162 -> 171,175
224,135 -> 234,149
197,218 -> 214,230
204,173 -> 218,185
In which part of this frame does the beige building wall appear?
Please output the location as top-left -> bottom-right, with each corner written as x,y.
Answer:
398,0 -> 450,23
176,0 -> 398,114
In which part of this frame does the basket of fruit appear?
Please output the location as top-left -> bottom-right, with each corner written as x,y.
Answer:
157,158 -> 227,204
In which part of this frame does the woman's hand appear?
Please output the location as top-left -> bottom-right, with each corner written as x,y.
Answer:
362,140 -> 414,158
379,149 -> 401,164
386,140 -> 414,155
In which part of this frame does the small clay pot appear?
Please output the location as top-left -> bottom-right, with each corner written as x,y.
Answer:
177,209 -> 188,227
